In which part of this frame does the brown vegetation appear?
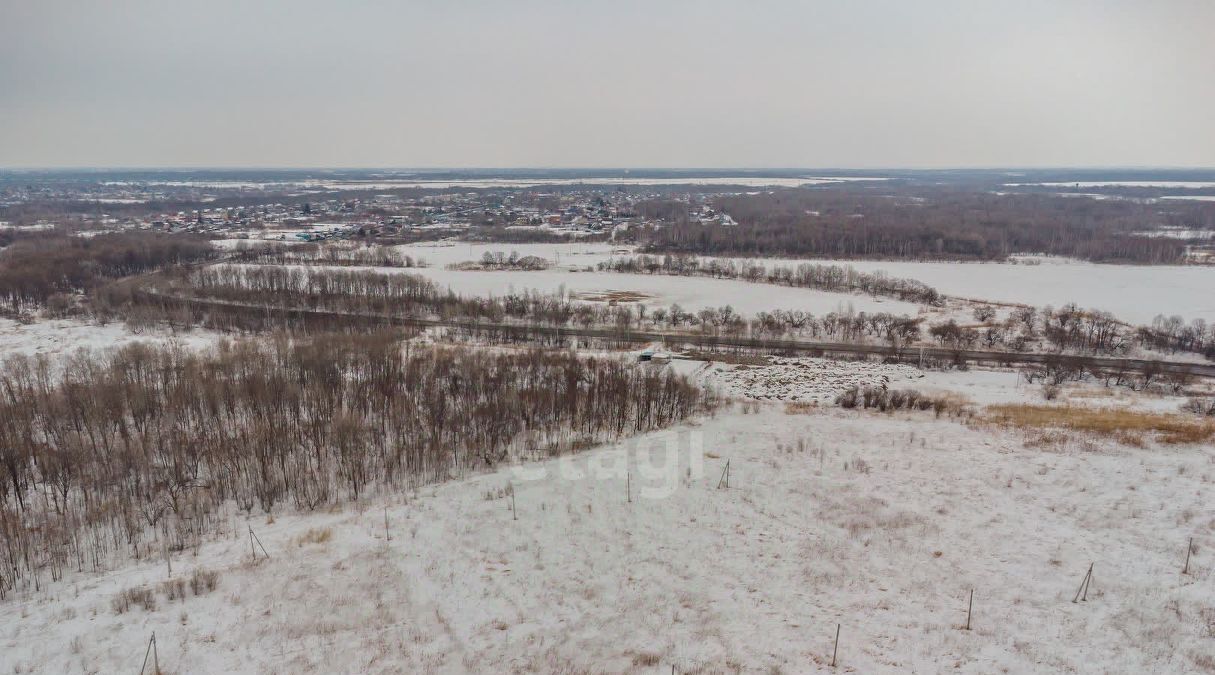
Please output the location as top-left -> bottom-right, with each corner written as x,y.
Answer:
983,404 -> 1215,445
0,232 -> 215,314
0,333 -> 713,597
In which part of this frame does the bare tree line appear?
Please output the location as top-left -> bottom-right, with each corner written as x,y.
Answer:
599,254 -> 944,305
927,304 -> 1215,360
0,333 -> 713,597
226,241 -> 425,268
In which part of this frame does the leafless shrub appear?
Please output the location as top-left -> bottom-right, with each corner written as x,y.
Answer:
835,386 -> 962,418
1182,397 -> 1215,417
112,586 -> 157,614
189,568 -> 220,596
160,578 -> 187,602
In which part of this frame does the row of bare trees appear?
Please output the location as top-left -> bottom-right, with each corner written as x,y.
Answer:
0,333 -> 714,597
599,254 -> 944,305
925,304 -> 1215,359
226,242 -> 425,268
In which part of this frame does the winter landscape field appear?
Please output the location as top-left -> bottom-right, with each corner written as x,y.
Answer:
4,355 -> 1215,674
2,182 -> 1215,674
5,1 -> 1215,673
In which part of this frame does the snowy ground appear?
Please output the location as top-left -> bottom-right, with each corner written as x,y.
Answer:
0,318 -> 221,361
5,361 -> 1215,674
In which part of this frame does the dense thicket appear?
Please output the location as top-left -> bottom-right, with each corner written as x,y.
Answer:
599,254 -> 943,305
0,334 -> 712,595
642,190 -> 1208,263
0,232 -> 215,313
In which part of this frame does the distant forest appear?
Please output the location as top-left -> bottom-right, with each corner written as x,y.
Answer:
640,190 -> 1215,263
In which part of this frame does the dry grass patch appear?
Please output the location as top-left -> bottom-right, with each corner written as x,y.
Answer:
1064,387 -> 1121,400
293,527 -> 333,547
783,401 -> 819,414
984,404 -> 1215,445
630,651 -> 662,667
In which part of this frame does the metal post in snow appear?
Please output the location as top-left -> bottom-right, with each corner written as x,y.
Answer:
966,589 -> 973,630
1072,563 -> 1093,603
831,623 -> 840,667
139,632 -> 159,675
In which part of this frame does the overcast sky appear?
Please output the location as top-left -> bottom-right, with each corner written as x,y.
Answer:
1,0 -> 1212,168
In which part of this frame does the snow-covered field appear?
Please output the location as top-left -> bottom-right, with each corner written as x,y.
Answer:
368,242 -> 922,317
1161,196 -> 1215,203
0,318 -> 220,361
800,258 -> 1215,325
388,242 -> 1215,325
6,386 -> 1214,674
